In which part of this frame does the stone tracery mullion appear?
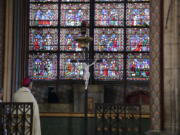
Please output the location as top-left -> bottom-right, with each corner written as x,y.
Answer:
149,0 -> 161,130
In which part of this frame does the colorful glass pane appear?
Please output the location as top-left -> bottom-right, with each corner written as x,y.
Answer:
94,53 -> 123,80
62,0 -> 89,2
59,53 -> 85,80
96,0 -> 123,1
128,0 -> 149,1
94,28 -> 124,51
60,28 -> 89,51
29,28 -> 58,51
61,4 -> 89,26
95,3 -> 124,26
127,53 -> 150,80
126,3 -> 150,26
126,28 -> 149,51
30,0 -> 58,2
29,4 -> 58,26
28,53 -> 57,80
28,1 -> 151,81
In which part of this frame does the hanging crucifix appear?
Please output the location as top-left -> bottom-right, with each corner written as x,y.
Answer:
73,21 -> 102,135
74,21 -> 101,90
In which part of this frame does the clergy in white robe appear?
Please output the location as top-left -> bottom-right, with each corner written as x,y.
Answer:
13,78 -> 41,135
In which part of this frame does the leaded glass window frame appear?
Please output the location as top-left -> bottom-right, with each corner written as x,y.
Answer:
28,0 -> 150,84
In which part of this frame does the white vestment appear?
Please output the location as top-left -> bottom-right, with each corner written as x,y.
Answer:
13,87 -> 41,135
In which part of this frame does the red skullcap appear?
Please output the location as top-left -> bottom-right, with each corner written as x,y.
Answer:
22,77 -> 32,86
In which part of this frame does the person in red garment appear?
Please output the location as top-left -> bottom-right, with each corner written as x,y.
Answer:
13,78 -> 41,135
134,42 -> 142,51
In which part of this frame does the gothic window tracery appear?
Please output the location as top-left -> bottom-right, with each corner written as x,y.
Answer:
28,0 -> 150,82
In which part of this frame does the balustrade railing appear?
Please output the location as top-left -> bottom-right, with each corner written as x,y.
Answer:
95,103 -> 141,135
0,103 -> 33,135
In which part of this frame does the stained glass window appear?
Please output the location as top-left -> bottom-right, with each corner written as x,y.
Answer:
127,53 -> 150,80
28,0 -> 150,82
95,0 -> 123,1
62,0 -> 89,2
126,3 -> 150,26
126,28 -> 149,51
59,53 -> 85,80
128,0 -> 149,1
29,28 -> 58,51
29,4 -> 58,26
28,53 -> 57,80
95,3 -> 124,26
94,28 -> 124,51
30,0 -> 58,2
94,53 -> 124,80
61,4 -> 89,26
60,28 -> 89,51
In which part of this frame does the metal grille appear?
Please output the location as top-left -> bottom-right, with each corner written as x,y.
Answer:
95,103 -> 141,135
0,103 -> 33,135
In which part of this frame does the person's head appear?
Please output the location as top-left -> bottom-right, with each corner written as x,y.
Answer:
22,77 -> 33,90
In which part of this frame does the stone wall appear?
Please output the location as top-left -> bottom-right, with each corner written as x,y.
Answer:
32,82 -> 133,113
32,81 -> 104,113
177,0 -> 180,133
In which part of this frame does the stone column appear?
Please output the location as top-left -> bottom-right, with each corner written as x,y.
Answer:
163,0 -> 180,134
147,0 -> 162,134
3,0 -> 14,102
0,0 -> 5,89
3,0 -> 28,101
12,0 -> 29,91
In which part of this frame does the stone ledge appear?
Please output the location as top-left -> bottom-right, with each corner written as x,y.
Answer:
146,130 -> 180,135
145,130 -> 161,135
160,131 -> 180,135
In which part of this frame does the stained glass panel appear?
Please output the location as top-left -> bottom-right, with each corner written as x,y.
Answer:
96,0 -> 123,1
30,0 -> 58,2
94,53 -> 123,80
60,28 -> 89,51
62,0 -> 89,2
28,53 -> 57,80
28,0 -> 150,82
126,3 -> 150,26
126,28 -> 149,51
128,0 -> 149,1
61,4 -> 89,26
127,53 -> 150,80
29,28 -> 58,51
59,53 -> 85,80
29,4 -> 58,26
94,28 -> 124,51
95,3 -> 124,26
